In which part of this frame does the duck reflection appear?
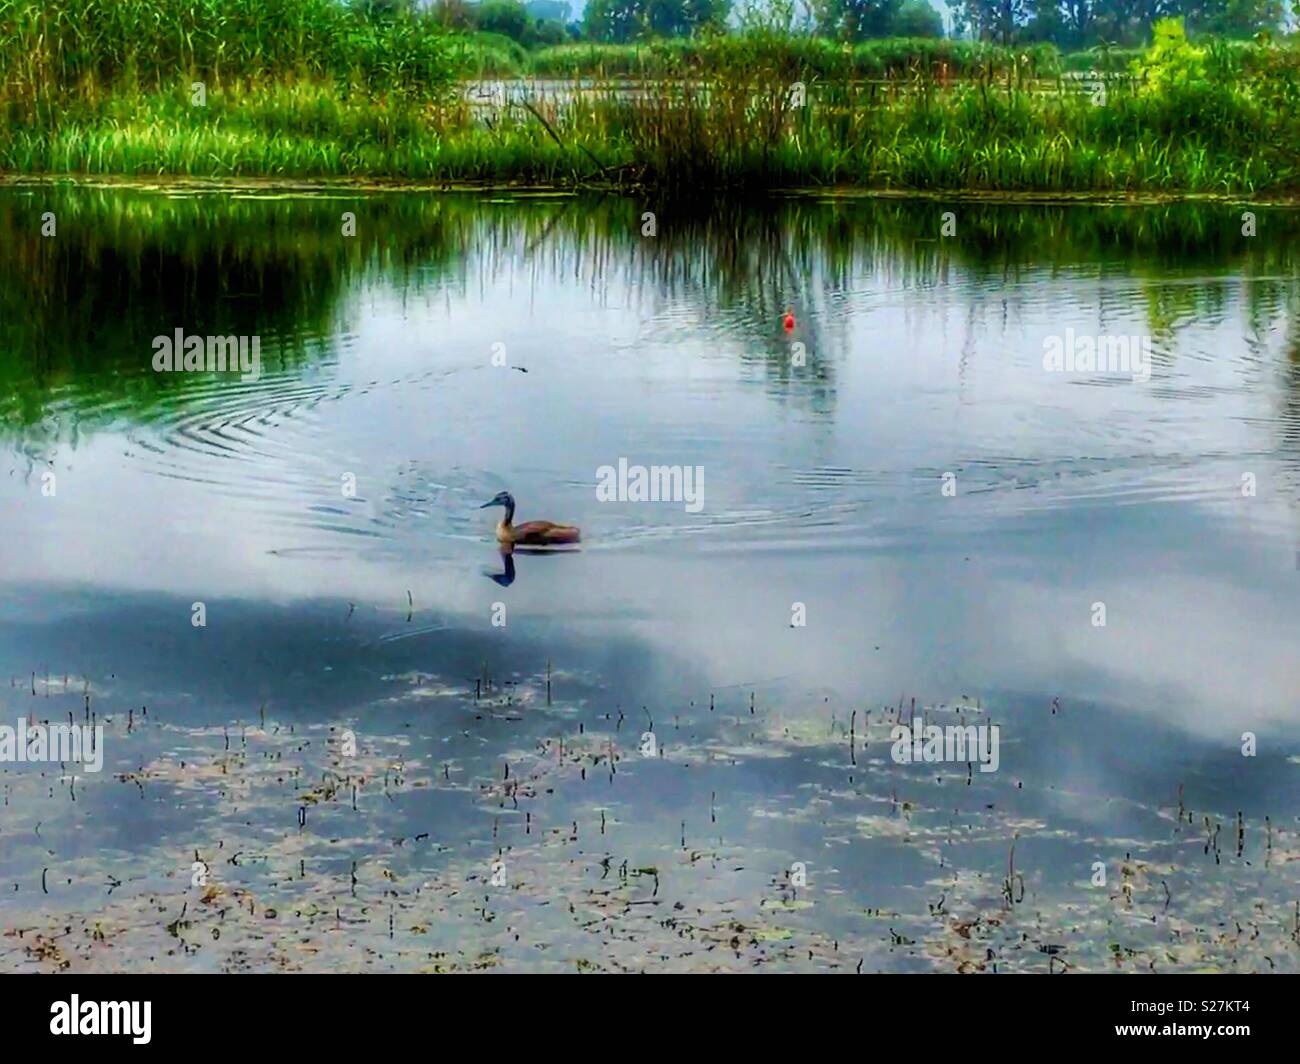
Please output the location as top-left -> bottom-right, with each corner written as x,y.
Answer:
485,548 -> 516,587
484,543 -> 583,587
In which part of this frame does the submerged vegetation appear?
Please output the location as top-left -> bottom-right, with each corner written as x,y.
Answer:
0,0 -> 1297,193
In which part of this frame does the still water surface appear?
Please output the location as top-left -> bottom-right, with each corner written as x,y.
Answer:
1,186 -> 1298,971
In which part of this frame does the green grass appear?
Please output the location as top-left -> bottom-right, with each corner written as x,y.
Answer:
1057,37 -> 1264,74
5,71 -> 1295,194
2,0 -> 1298,195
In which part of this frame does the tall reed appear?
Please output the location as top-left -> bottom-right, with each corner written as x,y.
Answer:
0,0 -> 457,124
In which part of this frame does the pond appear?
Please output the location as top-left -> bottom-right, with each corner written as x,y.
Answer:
1,183 -> 1297,971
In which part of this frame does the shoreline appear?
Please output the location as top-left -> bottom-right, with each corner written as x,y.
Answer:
3,173 -> 1295,207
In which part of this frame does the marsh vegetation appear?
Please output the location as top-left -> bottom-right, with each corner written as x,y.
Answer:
1,0 -> 1296,192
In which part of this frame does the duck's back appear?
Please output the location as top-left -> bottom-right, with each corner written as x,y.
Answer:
513,521 -> 580,545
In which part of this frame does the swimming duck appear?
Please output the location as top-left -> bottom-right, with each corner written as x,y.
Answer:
480,491 -> 580,547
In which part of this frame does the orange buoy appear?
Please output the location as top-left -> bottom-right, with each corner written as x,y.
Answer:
782,309 -> 796,331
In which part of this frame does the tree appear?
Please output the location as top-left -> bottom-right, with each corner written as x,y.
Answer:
584,0 -> 639,39
1023,0 -> 1069,43
1057,0 -> 1098,48
477,0 -> 531,39
814,0 -> 904,40
528,17 -> 570,42
470,0 -> 578,44
890,0 -> 944,34
1134,16 -> 1206,88
735,0 -> 816,33
986,0 -> 1281,47
430,0 -> 477,29
1185,0 -> 1284,36
955,0 -> 1034,42
583,0 -> 729,40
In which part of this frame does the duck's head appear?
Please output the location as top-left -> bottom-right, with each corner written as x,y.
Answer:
479,490 -> 514,511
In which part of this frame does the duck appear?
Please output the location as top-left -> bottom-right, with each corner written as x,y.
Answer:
480,491 -> 580,547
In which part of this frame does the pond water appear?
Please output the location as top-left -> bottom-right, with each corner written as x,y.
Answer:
1,184 -> 1298,972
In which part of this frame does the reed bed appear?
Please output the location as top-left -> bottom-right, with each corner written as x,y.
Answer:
0,0 -> 456,123
522,36 -> 1063,80
6,70 -> 1296,194
2,0 -> 1298,195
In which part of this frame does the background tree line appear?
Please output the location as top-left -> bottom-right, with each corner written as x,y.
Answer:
417,0 -> 1287,47
955,0 -> 1285,46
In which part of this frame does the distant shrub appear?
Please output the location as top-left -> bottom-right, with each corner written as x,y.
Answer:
1134,18 -> 1207,93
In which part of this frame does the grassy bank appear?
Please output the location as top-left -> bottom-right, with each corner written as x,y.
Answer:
2,1 -> 1297,195
7,76 -> 1293,194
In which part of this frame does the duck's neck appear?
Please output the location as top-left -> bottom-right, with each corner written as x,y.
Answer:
500,499 -> 515,527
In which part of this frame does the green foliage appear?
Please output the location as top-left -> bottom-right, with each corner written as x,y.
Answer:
956,0 -> 1034,44
1186,0 -> 1284,38
956,0 -> 1282,48
352,0 -> 419,17
891,0 -> 944,37
0,0 -> 1295,196
0,0 -> 457,123
583,0 -> 638,42
451,30 -> 532,74
814,0 -> 903,41
1060,46 -> 1146,71
528,35 -> 1061,77
734,0 -> 804,33
1133,16 -> 1207,90
583,0 -> 730,42
429,0 -> 570,46
4,40 -> 1296,197
477,0 -> 531,40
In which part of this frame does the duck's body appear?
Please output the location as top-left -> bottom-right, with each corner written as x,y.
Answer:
497,517 -> 581,547
481,491 -> 580,547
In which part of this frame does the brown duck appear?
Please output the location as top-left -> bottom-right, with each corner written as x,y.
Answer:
480,491 -> 580,547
